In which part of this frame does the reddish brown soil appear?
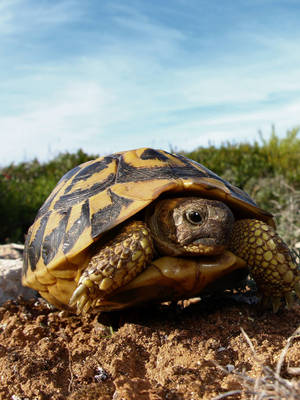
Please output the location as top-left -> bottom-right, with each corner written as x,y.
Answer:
0,295 -> 299,400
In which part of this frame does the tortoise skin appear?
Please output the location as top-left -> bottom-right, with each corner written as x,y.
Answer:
22,148 -> 273,296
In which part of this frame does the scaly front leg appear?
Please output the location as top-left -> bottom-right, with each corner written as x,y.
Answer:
69,221 -> 154,313
230,219 -> 300,312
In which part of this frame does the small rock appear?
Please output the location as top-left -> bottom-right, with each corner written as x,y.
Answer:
226,364 -> 235,373
0,258 -> 36,305
94,366 -> 109,382
0,243 -> 24,259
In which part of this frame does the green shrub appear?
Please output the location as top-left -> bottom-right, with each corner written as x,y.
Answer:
0,128 -> 299,244
259,127 -> 300,186
182,126 -> 300,189
0,149 -> 97,243
244,176 -> 300,248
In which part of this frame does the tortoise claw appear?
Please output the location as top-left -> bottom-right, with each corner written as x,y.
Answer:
261,290 -> 297,312
69,283 -> 89,313
76,292 -> 89,313
81,299 -> 92,314
271,296 -> 281,313
284,292 -> 295,310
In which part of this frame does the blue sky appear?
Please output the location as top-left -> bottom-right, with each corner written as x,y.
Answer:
1,0 -> 300,166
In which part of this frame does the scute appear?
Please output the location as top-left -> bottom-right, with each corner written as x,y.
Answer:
91,189 -> 134,238
23,147 -> 274,293
42,209 -> 71,266
53,157 -> 117,212
140,148 -> 170,161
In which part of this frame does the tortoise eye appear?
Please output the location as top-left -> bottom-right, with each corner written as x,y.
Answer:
186,210 -> 203,225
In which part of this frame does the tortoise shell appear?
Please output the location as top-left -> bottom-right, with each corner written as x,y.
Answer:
22,148 -> 273,302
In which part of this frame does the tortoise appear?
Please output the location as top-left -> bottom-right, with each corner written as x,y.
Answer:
22,147 -> 300,313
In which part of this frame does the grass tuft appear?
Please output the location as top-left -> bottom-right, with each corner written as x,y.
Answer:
213,327 -> 300,400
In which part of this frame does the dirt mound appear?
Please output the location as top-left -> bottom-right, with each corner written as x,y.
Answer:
0,295 -> 299,400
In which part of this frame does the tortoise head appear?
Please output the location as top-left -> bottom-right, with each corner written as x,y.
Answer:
146,197 -> 234,257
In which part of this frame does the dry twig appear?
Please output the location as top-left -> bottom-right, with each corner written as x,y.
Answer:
212,326 -> 300,400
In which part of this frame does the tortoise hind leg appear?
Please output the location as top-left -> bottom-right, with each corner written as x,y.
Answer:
69,221 -> 154,313
230,219 -> 300,312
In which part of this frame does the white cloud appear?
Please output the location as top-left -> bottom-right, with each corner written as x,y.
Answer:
0,0 -> 82,35
0,0 -> 19,34
0,81 -> 115,163
0,0 -> 300,165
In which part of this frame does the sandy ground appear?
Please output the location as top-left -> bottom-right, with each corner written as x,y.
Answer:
0,293 -> 299,400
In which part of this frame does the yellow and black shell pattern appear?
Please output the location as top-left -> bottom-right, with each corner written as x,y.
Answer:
22,147 -> 273,301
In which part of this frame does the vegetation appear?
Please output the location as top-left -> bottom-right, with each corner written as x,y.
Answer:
0,149 -> 96,243
0,127 -> 299,245
183,126 -> 300,189
214,327 -> 300,400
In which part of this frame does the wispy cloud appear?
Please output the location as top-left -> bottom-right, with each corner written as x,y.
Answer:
0,0 -> 299,165
0,0 -> 82,35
